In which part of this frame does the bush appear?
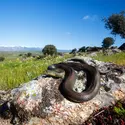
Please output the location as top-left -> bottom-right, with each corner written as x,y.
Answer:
19,54 -> 23,56
42,45 -> 57,56
78,46 -> 86,52
102,37 -> 114,49
70,48 -> 77,54
26,52 -> 32,57
0,56 -> 5,62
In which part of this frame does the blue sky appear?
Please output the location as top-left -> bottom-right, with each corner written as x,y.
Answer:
0,0 -> 125,49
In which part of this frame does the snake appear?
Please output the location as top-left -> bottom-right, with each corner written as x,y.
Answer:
48,59 -> 100,102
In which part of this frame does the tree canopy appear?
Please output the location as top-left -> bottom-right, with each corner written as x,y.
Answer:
102,37 -> 115,48
103,11 -> 125,38
42,44 -> 57,56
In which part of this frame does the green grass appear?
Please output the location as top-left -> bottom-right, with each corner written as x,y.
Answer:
0,54 -> 72,90
1,51 -> 125,90
92,52 -> 125,66
114,101 -> 125,116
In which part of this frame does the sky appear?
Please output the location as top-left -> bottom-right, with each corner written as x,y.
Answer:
0,0 -> 125,50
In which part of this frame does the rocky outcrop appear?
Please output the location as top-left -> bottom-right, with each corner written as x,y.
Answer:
119,43 -> 125,50
0,57 -> 125,125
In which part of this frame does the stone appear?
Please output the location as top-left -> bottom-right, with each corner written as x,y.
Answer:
0,57 -> 125,125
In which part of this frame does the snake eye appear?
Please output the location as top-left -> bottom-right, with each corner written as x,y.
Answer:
47,65 -> 56,70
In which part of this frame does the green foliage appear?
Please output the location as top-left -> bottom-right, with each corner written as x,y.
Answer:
35,55 -> 45,60
78,46 -> 86,52
0,56 -> 5,61
26,52 -> 32,57
42,44 -> 57,56
0,54 -> 72,90
102,37 -> 114,48
103,11 -> 125,38
19,54 -> 23,56
92,52 -> 125,65
70,48 -> 77,54
114,102 -> 125,116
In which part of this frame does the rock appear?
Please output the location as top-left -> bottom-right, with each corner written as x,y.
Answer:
0,57 -> 125,125
112,48 -> 121,53
88,52 -> 97,57
118,43 -> 125,51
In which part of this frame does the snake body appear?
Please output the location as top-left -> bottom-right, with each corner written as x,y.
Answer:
48,59 -> 100,102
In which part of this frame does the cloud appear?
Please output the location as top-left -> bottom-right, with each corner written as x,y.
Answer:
82,15 -> 98,21
82,15 -> 90,20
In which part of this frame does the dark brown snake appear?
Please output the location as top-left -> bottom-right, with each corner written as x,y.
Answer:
48,59 -> 100,102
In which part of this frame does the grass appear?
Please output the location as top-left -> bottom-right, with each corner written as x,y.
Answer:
0,53 -> 72,90
0,51 -> 125,90
92,52 -> 125,66
114,101 -> 125,116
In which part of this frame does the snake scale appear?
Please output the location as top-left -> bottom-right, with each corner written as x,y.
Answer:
48,58 -> 101,102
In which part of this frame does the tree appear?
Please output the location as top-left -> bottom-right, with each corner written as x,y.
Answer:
69,48 -> 77,54
0,56 -> 5,61
78,46 -> 86,52
26,52 -> 32,57
103,11 -> 125,38
42,44 -> 57,56
102,37 -> 115,48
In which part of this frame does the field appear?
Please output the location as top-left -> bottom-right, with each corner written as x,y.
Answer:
92,52 -> 125,66
0,51 -> 72,90
0,51 -> 125,90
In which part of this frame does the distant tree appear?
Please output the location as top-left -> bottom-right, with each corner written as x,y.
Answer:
42,45 -> 57,56
102,37 -> 115,48
78,46 -> 86,52
19,54 -> 23,56
27,52 -> 32,57
103,11 -> 125,38
70,48 -> 77,54
0,56 -> 5,61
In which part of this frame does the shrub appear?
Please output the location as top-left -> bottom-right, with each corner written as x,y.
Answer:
70,48 -> 77,54
26,52 -> 32,57
102,37 -> 115,49
42,45 -> 57,56
19,54 -> 23,56
78,46 -> 86,52
0,56 -> 5,62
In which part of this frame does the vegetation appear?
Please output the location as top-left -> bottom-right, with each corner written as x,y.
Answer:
92,52 -> 125,65
0,47 -> 125,90
42,44 -> 57,56
78,46 -> 86,52
102,37 -> 114,48
103,11 -> 125,38
70,48 -> 77,54
0,53 -> 72,90
0,56 -> 5,62
26,52 -> 32,57
114,101 -> 125,116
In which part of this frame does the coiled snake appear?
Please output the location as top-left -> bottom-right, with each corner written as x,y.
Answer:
48,58 -> 100,102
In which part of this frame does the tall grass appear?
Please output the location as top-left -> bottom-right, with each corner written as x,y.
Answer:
92,52 -> 125,66
0,54 -> 72,90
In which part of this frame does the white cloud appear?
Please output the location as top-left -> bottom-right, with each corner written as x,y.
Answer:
82,15 -> 98,21
82,15 -> 90,20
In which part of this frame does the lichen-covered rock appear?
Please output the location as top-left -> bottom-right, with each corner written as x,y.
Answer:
0,57 -> 125,125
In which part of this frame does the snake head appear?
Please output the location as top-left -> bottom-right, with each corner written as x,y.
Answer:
47,64 -> 56,70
